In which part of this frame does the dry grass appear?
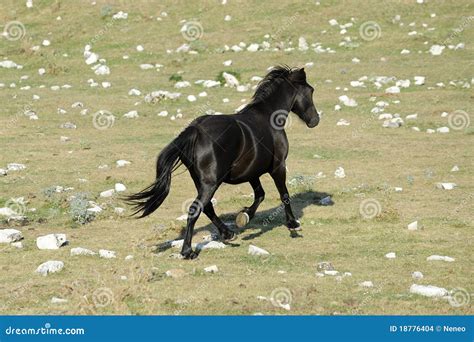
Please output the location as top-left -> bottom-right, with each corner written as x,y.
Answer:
0,0 -> 472,315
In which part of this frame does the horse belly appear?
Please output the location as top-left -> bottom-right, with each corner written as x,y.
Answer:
225,148 -> 272,184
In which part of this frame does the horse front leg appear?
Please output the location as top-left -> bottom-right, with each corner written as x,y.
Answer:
270,167 -> 301,231
235,178 -> 265,228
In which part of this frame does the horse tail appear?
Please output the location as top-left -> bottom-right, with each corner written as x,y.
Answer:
125,126 -> 198,218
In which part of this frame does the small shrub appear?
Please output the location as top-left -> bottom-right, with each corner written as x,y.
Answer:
69,193 -> 95,225
169,74 -> 183,82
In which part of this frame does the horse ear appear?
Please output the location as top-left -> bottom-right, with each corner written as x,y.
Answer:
291,67 -> 306,81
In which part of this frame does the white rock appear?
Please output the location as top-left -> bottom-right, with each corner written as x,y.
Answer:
410,284 -> 448,297
128,88 -> 141,96
429,44 -> 445,56
0,229 -> 23,243
324,270 -> 339,276
70,247 -> 96,256
329,19 -> 338,26
338,95 -> 357,107
298,37 -> 308,51
223,59 -> 232,66
85,53 -> 98,65
222,72 -> 239,87
115,183 -> 126,192
196,240 -> 227,250
11,241 -> 23,248
125,255 -> 134,260
99,249 -> 116,259
334,166 -> 346,178
36,260 -> 64,276
100,189 -> 115,198
427,255 -> 455,262
385,86 -> 400,94
114,207 -> 125,215
406,114 -> 418,120
51,297 -> 68,304
136,45 -> 144,52
414,76 -> 425,85
248,245 -> 269,256
247,43 -> 259,52
385,252 -> 396,259
204,265 -> 219,273
187,95 -> 197,102
94,64 -> 110,76
336,119 -> 350,126
436,126 -> 449,133
123,110 -> 138,118
116,160 -> 131,167
140,64 -> 154,70
112,11 -> 128,20
412,271 -> 424,280
407,221 -> 418,230
42,39 -> 50,46
7,163 -> 26,171
394,187 -> 403,192
36,234 -> 68,250
359,281 -> 374,288
436,182 -> 456,190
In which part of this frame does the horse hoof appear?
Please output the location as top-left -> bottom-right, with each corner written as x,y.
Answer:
235,211 -> 250,228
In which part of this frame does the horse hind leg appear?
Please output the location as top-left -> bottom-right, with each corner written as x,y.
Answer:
236,178 -> 265,228
180,184 -> 216,259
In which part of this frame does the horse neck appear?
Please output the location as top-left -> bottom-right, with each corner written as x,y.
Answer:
255,81 -> 296,115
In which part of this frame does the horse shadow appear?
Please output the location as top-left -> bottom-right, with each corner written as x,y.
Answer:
154,190 -> 333,253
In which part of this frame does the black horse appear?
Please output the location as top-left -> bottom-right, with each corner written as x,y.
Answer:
126,66 -> 320,259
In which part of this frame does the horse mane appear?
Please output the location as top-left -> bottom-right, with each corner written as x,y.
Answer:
247,65 -> 301,106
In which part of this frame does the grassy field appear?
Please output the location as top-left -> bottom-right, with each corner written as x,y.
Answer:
0,0 -> 472,315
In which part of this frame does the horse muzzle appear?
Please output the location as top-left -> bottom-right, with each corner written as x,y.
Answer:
307,116 -> 320,128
